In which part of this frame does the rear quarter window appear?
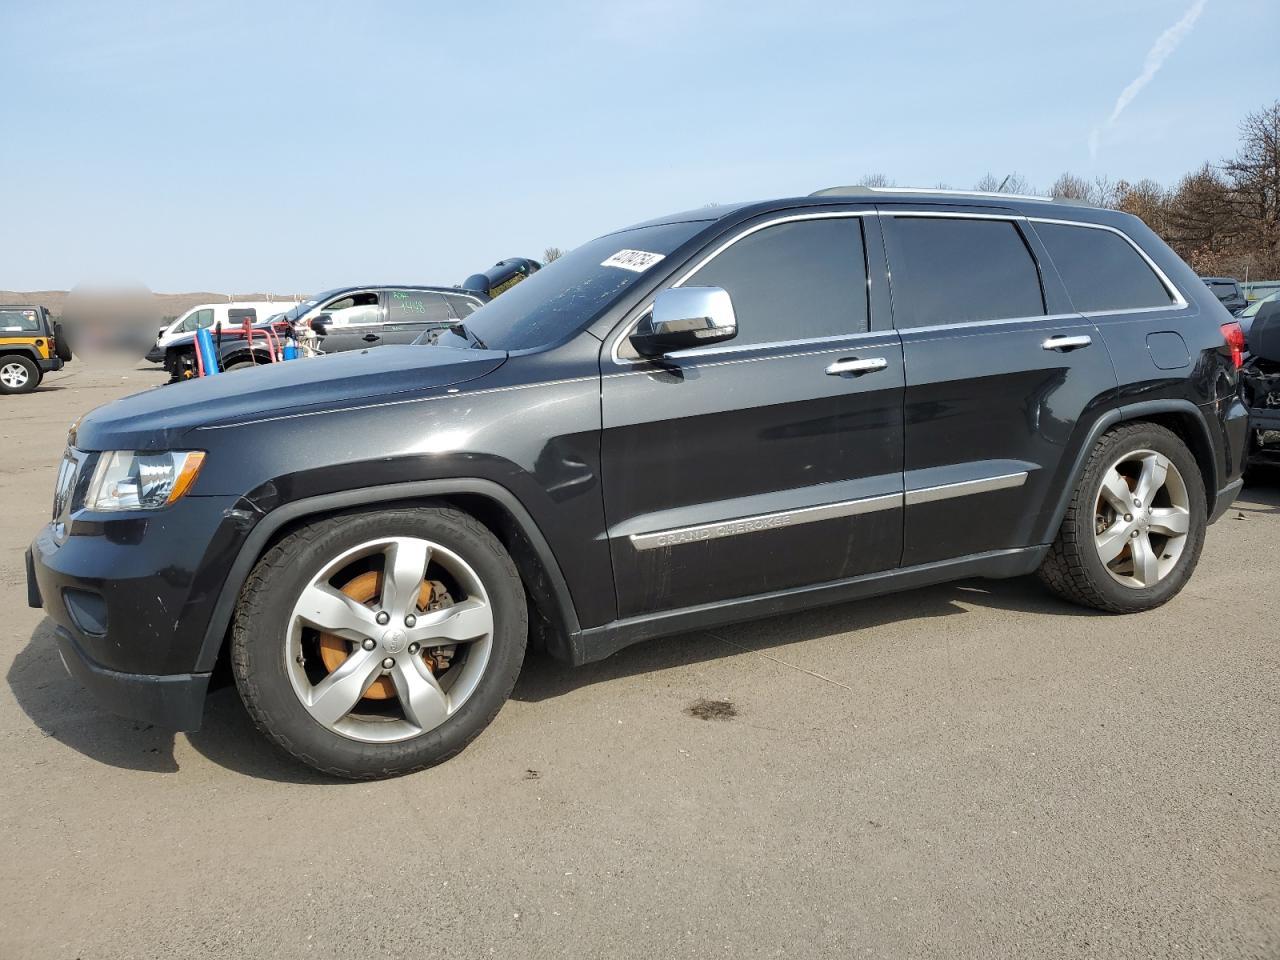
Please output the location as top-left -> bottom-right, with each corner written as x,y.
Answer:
1035,222 -> 1175,313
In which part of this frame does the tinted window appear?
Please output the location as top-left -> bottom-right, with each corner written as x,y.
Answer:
1036,222 -> 1174,313
682,218 -> 869,345
388,290 -> 452,324
887,217 -> 1044,328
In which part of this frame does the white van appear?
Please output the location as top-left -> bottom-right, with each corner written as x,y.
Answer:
145,300 -> 300,363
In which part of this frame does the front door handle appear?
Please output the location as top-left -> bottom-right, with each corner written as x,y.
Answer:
362,333 -> 380,343
1042,334 -> 1092,352
826,357 -> 888,376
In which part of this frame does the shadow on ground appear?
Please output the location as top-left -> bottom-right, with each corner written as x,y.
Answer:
8,574 -> 1093,783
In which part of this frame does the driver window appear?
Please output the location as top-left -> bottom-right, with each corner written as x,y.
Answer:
324,292 -> 381,326
181,309 -> 214,333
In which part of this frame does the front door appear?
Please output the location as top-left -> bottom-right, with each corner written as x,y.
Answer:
316,291 -> 384,353
601,212 -> 905,618
879,208 -> 1119,566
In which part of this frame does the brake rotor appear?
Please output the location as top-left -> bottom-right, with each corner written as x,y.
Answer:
317,570 -> 436,700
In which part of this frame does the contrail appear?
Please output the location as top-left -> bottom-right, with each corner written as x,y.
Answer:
1090,0 -> 1209,159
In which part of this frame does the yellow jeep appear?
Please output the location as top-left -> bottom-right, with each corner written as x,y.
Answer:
0,305 -> 72,395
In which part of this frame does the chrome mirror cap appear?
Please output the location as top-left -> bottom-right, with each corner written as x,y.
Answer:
631,286 -> 738,357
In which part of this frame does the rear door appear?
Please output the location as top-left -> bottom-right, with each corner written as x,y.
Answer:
880,207 -> 1118,566
601,210 -> 905,618
316,291 -> 384,353
382,290 -> 455,344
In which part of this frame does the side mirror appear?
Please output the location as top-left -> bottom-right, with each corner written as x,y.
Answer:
1246,301 -> 1280,363
629,287 -> 737,358
311,315 -> 331,336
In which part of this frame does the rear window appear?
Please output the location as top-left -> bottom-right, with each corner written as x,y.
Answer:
0,309 -> 41,332
885,217 -> 1045,328
1036,222 -> 1175,313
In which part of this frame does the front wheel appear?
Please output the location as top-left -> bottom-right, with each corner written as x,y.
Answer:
1038,422 -> 1208,613
231,506 -> 527,779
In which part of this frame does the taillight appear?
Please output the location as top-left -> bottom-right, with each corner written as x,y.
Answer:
1221,321 -> 1245,369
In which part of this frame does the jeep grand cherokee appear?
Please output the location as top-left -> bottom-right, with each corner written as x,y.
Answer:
28,187 -> 1249,779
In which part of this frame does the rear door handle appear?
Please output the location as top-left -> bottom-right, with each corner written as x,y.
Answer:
826,357 -> 888,376
1042,334 -> 1092,352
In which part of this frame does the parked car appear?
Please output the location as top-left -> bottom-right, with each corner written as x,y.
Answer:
0,304 -> 72,394
1241,299 -> 1280,470
286,285 -> 488,354
1201,277 -> 1247,315
28,187 -> 1249,778
145,301 -> 299,363
158,310 -> 299,381
1237,290 -> 1279,336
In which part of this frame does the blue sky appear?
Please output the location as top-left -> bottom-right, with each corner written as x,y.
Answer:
1,0 -> 1275,293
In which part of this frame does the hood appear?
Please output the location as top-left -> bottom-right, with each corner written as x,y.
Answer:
75,345 -> 507,451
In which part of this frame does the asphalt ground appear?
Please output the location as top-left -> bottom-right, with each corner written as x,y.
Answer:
2,356 -> 1277,959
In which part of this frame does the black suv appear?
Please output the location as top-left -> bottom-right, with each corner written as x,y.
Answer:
28,188 -> 1249,779
1202,277 -> 1247,315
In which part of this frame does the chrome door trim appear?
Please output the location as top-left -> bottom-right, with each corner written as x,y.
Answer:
904,471 -> 1028,507
628,493 -> 902,551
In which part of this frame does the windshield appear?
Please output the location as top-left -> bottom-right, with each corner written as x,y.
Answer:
1241,292 -> 1278,318
437,220 -> 710,351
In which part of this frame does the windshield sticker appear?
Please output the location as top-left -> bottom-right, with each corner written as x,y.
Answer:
601,249 -> 666,273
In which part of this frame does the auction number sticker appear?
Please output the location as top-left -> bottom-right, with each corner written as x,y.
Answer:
601,249 -> 665,272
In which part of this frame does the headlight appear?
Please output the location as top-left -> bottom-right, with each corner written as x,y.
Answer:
85,451 -> 206,511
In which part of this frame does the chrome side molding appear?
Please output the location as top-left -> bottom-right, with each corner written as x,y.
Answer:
904,472 -> 1028,506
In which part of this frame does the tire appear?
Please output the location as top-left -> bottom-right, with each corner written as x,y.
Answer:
53,322 -> 73,361
1038,422 -> 1207,613
224,359 -> 258,371
231,505 -> 528,779
0,355 -> 40,394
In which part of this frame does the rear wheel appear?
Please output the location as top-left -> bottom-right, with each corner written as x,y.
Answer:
1038,423 -> 1207,613
231,506 -> 527,779
0,355 -> 40,394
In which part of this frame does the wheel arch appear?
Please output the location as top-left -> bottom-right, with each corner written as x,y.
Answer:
0,345 -> 41,363
1041,399 -> 1219,544
195,479 -> 582,674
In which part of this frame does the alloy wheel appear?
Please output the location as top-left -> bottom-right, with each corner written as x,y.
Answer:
1093,449 -> 1191,589
286,536 -> 494,743
0,362 -> 30,389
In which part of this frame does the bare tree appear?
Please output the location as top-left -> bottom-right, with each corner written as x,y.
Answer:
975,172 -> 1036,194
1052,172 -> 1093,201
859,173 -> 894,188
542,247 -> 564,264
1223,100 -> 1280,276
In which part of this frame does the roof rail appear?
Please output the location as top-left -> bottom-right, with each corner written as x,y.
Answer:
811,185 -> 1054,202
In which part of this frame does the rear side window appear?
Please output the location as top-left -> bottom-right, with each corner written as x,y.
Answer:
680,217 -> 869,346
886,217 -> 1045,328
0,309 -> 42,332
388,290 -> 452,324
1035,222 -> 1174,313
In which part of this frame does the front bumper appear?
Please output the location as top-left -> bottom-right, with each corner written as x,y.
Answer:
144,345 -> 164,363
27,493 -> 243,731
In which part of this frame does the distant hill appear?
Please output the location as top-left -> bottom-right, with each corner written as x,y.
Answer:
0,290 -> 306,320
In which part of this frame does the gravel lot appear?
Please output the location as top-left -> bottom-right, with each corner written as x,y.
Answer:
2,357 -> 1277,959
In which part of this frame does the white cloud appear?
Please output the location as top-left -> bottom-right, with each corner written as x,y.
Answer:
1090,0 -> 1209,159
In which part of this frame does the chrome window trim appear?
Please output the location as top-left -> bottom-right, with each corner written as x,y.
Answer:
896,313 -> 1080,336
601,330 -> 893,379
609,210 -> 875,367
1026,216 -> 1189,311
